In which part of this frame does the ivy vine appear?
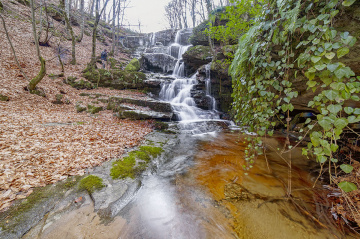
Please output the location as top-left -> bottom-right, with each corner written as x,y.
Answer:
229,0 -> 359,191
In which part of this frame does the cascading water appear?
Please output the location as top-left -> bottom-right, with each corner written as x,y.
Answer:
157,29 -> 229,134
205,63 -> 217,111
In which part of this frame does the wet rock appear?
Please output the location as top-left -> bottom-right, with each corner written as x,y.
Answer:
108,96 -> 173,121
108,96 -> 172,113
183,45 -> 213,76
140,53 -> 177,74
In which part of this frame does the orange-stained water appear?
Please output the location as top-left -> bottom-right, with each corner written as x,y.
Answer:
189,131 -> 356,239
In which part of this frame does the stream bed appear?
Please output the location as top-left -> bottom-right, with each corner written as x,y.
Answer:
22,129 -> 357,239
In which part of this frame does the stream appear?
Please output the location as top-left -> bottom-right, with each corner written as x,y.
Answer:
20,29 -> 357,239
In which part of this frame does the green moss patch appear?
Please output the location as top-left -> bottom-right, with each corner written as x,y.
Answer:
110,146 -> 163,179
87,104 -> 103,114
0,94 -> 9,101
82,66 -> 146,90
78,175 -> 105,193
124,58 -> 140,71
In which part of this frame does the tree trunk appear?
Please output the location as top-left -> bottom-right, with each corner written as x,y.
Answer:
0,15 -> 29,81
90,0 -> 94,17
61,0 -> 76,64
29,0 -> 46,91
205,0 -> 213,16
90,0 -> 109,65
111,0 -> 115,53
190,0 -> 196,28
77,0 -> 85,42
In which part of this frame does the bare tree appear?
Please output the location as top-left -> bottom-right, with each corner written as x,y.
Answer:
77,0 -> 85,42
90,0 -> 110,65
60,0 -> 76,64
0,15 -> 29,81
28,0 -> 46,91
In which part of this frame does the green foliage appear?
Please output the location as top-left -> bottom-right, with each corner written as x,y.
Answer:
78,175 -> 105,193
340,164 -> 354,173
338,181 -> 357,192
230,0 -> 359,175
205,0 -> 266,45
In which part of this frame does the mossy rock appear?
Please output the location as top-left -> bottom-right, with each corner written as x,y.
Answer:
64,76 -> 95,90
87,104 -> 103,114
110,146 -> 163,179
108,57 -> 123,69
52,94 -> 64,104
189,20 -> 210,46
82,66 -> 147,90
76,102 -> 86,112
78,175 -> 105,194
29,89 -> 46,97
124,58 -> 140,72
153,121 -> 169,131
0,94 -> 9,101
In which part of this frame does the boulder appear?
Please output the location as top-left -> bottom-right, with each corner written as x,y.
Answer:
124,58 -> 140,71
183,45 -> 213,76
64,76 -> 94,90
140,53 -> 177,74
189,21 -> 210,46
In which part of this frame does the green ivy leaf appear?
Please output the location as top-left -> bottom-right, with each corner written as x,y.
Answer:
317,155 -> 327,163
334,67 -> 355,79
354,108 -> 360,115
342,0 -> 356,7
334,118 -> 348,130
340,31 -> 349,40
344,107 -> 354,114
324,90 -> 338,101
330,144 -> 339,152
318,117 -> 333,131
337,47 -> 349,58
327,63 -> 339,72
315,64 -> 327,71
328,104 -> 342,114
325,52 -> 335,59
311,56 -> 322,63
340,164 -> 354,173
348,115 -> 360,123
338,181 -> 357,192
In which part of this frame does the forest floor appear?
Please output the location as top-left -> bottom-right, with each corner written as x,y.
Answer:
0,0 -> 154,211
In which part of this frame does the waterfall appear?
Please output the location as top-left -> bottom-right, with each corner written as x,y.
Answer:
158,29 -> 220,123
205,64 -> 217,110
151,32 -> 157,46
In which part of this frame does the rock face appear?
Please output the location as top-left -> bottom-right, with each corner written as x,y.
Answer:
183,45 -> 213,76
123,29 -> 177,49
140,53 -> 177,74
107,96 -> 174,121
